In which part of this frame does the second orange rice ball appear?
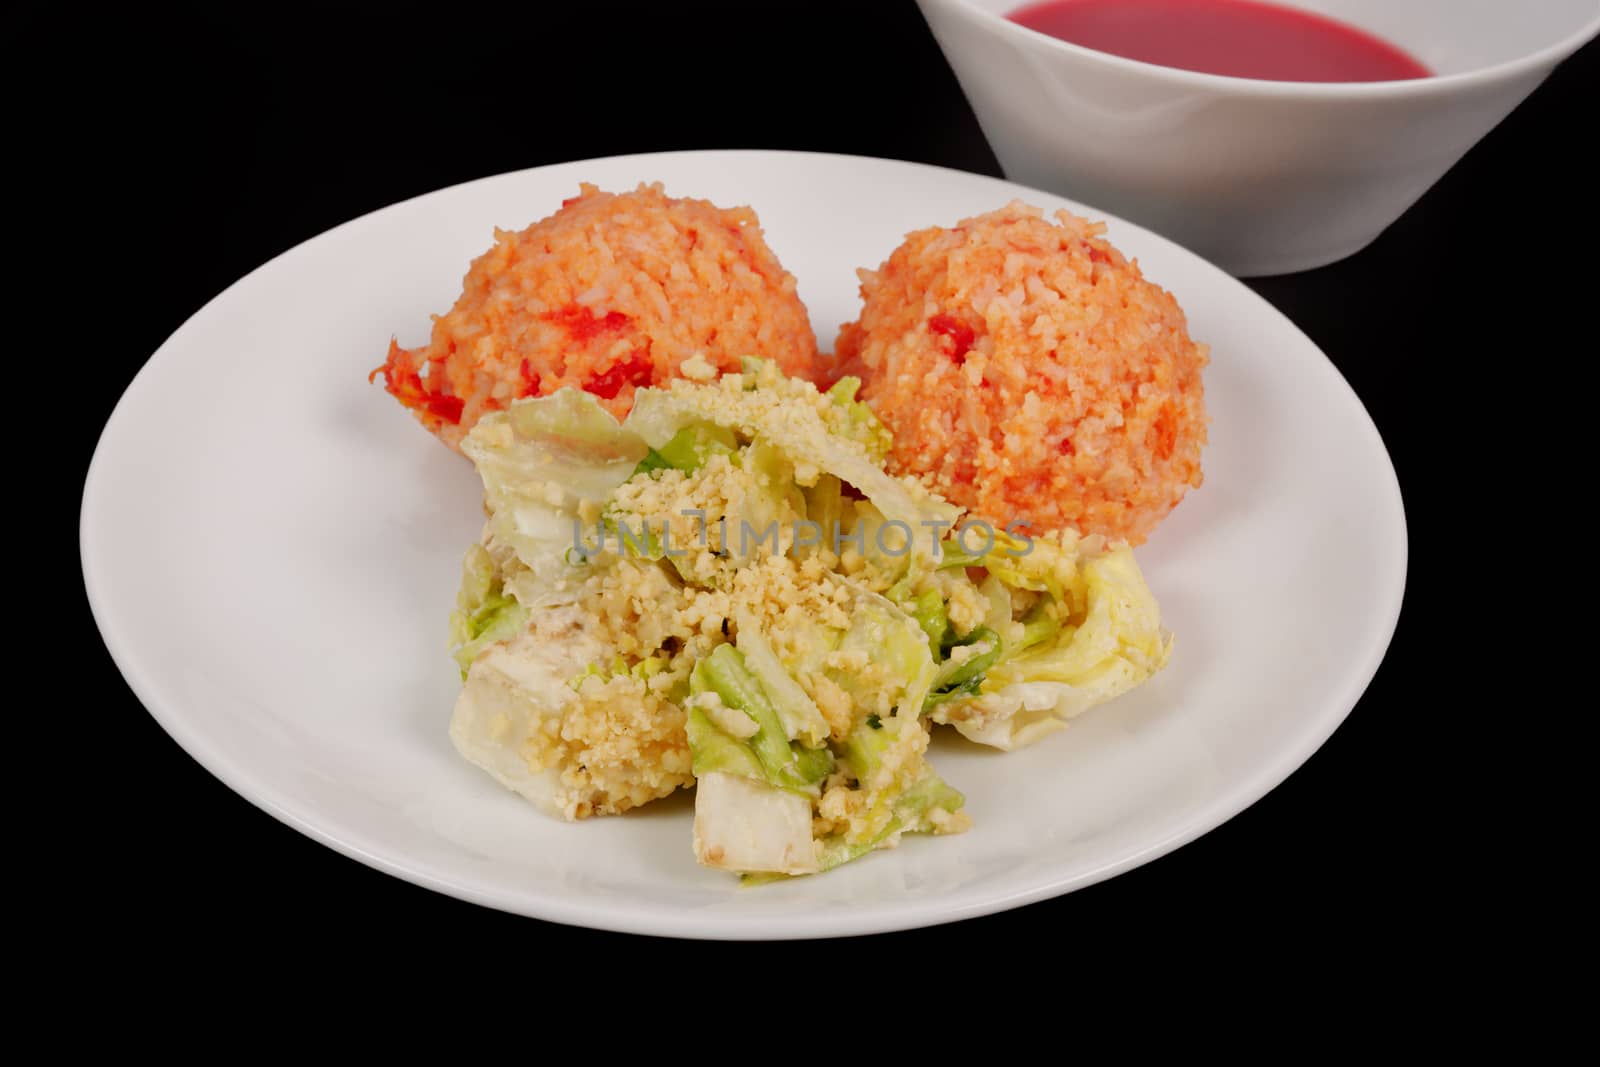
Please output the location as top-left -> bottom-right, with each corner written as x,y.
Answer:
835,202 -> 1208,546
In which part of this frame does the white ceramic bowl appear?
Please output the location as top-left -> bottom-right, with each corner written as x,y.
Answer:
917,0 -> 1600,275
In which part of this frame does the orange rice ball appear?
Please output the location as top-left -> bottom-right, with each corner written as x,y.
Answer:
373,183 -> 820,449
835,202 -> 1207,546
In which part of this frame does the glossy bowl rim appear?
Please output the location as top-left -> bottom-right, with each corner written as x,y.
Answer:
921,0 -> 1600,98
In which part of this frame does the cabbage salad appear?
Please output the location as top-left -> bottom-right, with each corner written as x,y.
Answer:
447,359 -> 1171,878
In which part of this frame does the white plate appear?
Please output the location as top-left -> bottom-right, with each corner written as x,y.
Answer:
80,150 -> 1406,939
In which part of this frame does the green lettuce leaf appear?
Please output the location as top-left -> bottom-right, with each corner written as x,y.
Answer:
634,421 -> 738,477
928,545 -> 1172,750
823,376 -> 892,463
734,609 -> 831,747
825,580 -> 938,725
688,645 -> 832,794
626,362 -> 958,549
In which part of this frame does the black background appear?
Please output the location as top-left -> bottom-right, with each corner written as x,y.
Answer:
40,0 -> 1593,969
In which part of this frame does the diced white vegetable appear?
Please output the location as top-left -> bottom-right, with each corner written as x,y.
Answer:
692,773 -> 817,875
449,625 -> 603,818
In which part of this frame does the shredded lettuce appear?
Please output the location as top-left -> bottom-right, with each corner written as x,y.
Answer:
908,588 -> 949,658
686,706 -> 766,782
626,361 -> 958,547
634,421 -> 738,477
461,389 -> 648,606
448,544 -> 531,677
448,364 -> 1172,879
733,609 -> 830,747
924,626 -> 1001,708
823,376 -> 892,463
928,546 -> 1171,750
689,645 -> 832,794
820,713 -> 965,873
825,581 -> 938,724
740,714 -> 965,884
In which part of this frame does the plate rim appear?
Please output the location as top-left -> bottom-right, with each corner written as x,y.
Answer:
80,148 -> 1408,939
